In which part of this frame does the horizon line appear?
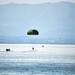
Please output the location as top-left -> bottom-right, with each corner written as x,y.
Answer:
0,1 -> 75,5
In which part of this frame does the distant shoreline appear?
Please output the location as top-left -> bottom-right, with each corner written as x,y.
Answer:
0,43 -> 75,45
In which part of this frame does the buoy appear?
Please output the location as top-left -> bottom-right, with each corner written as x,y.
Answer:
42,45 -> 44,47
6,49 -> 10,52
32,47 -> 34,50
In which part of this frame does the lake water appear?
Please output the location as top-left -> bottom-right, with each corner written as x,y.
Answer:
0,62 -> 75,75
0,44 -> 75,75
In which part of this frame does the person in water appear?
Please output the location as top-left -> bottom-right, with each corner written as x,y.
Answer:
32,47 -> 34,50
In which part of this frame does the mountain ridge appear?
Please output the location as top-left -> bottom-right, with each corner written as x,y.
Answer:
0,1 -> 75,5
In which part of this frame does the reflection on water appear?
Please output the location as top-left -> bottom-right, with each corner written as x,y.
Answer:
0,44 -> 75,75
0,62 -> 75,75
0,51 -> 75,75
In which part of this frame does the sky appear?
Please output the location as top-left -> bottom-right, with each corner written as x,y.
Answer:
0,1 -> 75,37
0,0 -> 75,4
0,0 -> 75,44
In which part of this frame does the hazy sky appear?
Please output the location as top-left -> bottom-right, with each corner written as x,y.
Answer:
0,0 -> 75,4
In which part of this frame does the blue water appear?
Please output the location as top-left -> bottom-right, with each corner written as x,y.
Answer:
0,50 -> 75,75
0,61 -> 75,75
